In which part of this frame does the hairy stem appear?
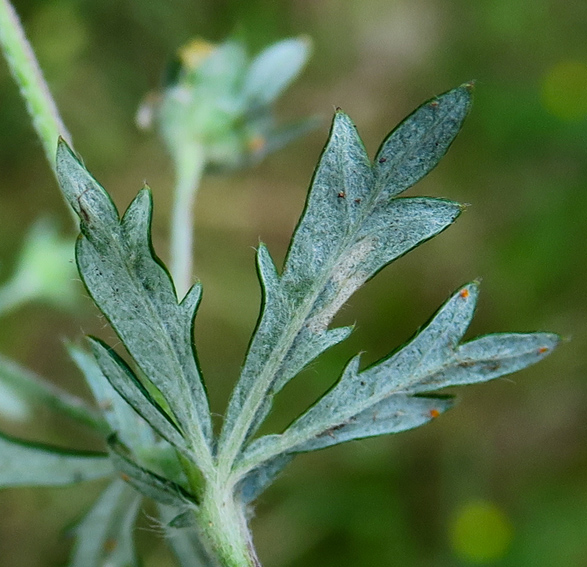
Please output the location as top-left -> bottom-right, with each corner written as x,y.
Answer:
197,479 -> 260,567
0,0 -> 72,168
170,143 -> 206,299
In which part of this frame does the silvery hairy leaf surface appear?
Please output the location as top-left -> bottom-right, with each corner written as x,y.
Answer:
56,145 -> 213,461
46,83 -> 560,567
218,86 -> 474,459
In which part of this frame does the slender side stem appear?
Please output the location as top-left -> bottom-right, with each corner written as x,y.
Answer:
170,144 -> 206,299
0,0 -> 72,168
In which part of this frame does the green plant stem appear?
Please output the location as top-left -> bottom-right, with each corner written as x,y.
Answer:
197,479 -> 260,567
170,144 -> 206,299
0,0 -> 72,168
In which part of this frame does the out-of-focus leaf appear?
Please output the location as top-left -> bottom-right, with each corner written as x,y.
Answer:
0,219 -> 77,316
248,115 -> 322,166
0,352 -> 106,431
152,35 -> 315,173
0,431 -> 112,487
243,37 -> 312,106
69,479 -> 141,567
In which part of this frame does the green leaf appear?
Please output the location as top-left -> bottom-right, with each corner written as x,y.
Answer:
69,479 -> 141,567
251,115 -> 322,165
0,352 -> 107,432
158,505 -> 213,567
195,40 -> 247,95
243,37 -> 311,106
67,342 -> 155,450
0,431 -> 112,487
238,453 -> 294,505
0,219 -> 77,316
219,85 -> 472,462
373,83 -> 474,199
409,332 -> 561,393
291,395 -> 455,452
88,337 -> 190,457
56,140 -> 212,462
236,283 -> 559,475
108,436 -> 196,507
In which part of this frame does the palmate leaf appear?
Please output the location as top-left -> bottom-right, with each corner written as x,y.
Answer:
219,84 -> 473,459
236,283 -> 560,478
0,431 -> 112,487
56,142 -> 212,462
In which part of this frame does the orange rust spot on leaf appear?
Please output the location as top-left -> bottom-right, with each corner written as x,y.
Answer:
120,473 -> 130,482
538,346 -> 549,354
429,409 -> 440,419
459,288 -> 470,299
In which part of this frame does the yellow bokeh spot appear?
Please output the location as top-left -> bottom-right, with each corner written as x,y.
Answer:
449,500 -> 514,563
178,39 -> 216,70
541,60 -> 587,120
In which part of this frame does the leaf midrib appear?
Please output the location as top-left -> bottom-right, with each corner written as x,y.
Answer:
218,109 -> 462,480
232,297 -> 469,477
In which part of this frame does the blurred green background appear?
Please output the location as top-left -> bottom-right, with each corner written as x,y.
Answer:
0,0 -> 586,565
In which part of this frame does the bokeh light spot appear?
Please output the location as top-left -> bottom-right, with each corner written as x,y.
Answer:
541,60 -> 587,120
449,500 -> 514,563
